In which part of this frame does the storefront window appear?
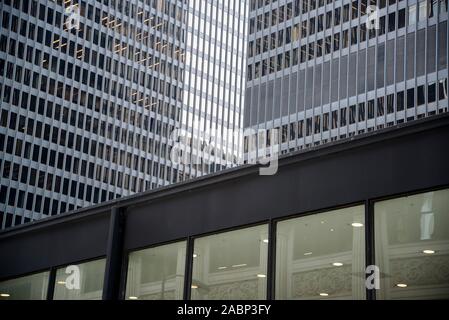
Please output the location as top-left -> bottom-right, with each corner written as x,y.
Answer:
53,258 -> 106,300
125,241 -> 187,300
276,206 -> 366,299
374,189 -> 449,299
0,271 -> 49,300
191,224 -> 269,300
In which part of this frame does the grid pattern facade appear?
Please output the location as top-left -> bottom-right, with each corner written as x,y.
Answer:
244,0 -> 448,156
0,0 -> 249,229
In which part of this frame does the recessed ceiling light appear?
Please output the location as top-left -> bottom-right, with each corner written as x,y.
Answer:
330,228 -> 334,232
423,249 -> 435,254
396,283 -> 407,288
319,293 -> 329,297
129,296 -> 138,300
217,266 -> 227,270
191,285 -> 199,289
232,264 -> 247,268
304,252 -> 313,256
332,262 -> 343,267
57,281 -> 66,285
351,222 -> 364,228
262,239 -> 269,243
193,254 -> 198,258
0,293 -> 10,297
257,274 -> 266,278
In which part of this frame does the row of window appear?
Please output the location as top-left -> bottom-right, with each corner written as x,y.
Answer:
0,0 -> 186,203
0,107 -> 177,181
247,2 -> 448,80
1,188 -> 448,299
0,133 -> 176,189
248,7 -> 408,59
2,0 -> 186,87
245,19 -> 447,133
4,0 -> 185,43
0,185 -> 117,228
3,0 -> 185,20
1,7 -> 186,73
0,0 -> 186,156
0,33 -> 184,103
249,0 -> 421,35
0,85 -> 177,154
249,0 -> 402,14
244,78 -> 448,152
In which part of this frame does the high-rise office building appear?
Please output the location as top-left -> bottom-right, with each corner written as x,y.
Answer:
0,0 -> 248,229
244,0 -> 448,157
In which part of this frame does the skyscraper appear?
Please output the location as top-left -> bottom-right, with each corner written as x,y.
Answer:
244,0 -> 448,157
0,0 -> 249,229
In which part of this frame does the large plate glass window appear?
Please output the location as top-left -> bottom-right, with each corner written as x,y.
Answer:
125,241 -> 187,300
275,205 -> 366,299
53,258 -> 106,300
374,188 -> 449,299
0,271 -> 50,300
191,224 -> 269,300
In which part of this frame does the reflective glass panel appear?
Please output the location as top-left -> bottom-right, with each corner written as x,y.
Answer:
125,241 -> 187,300
375,189 -> 449,299
0,271 -> 49,300
276,206 -> 366,299
53,258 -> 106,300
191,224 -> 269,300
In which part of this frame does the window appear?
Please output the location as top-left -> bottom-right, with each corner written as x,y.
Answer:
0,271 -> 49,300
125,241 -> 186,300
53,259 -> 106,300
358,102 -> 366,121
407,88 -> 415,109
439,78 -> 448,100
398,9 -> 406,28
318,14 -> 324,32
429,0 -> 438,18
387,93 -> 395,114
374,188 -> 449,299
349,105 -> 356,124
378,16 -> 386,35
428,82 -> 436,103
352,1 -> 359,19
191,224 -> 268,300
340,107 -> 347,126
417,85 -> 426,105
368,100 -> 375,119
343,4 -> 350,22
388,12 -> 396,32
440,0 -> 448,13
275,205 -> 366,299
377,97 -> 385,117
331,111 -> 338,129
397,91 -> 405,111
419,0 -> 427,21
409,4 -> 417,25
